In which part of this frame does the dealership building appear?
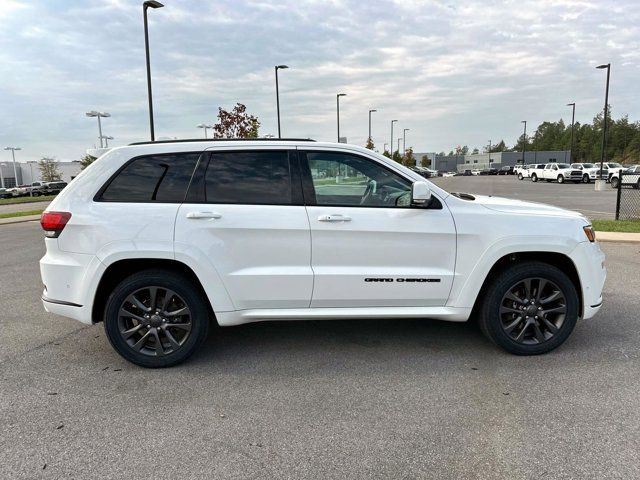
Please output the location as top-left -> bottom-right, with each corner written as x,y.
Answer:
0,160 -> 82,188
414,150 -> 572,172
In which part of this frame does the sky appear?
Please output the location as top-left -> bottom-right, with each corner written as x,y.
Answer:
0,0 -> 639,162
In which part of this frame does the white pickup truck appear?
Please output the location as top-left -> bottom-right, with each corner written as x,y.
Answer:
530,163 -> 583,184
610,165 -> 640,189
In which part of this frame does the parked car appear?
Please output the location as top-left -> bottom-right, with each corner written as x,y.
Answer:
481,168 -> 498,175
442,172 -> 456,178
531,163 -> 582,183
603,162 -> 624,182
471,169 -> 481,176
610,165 -> 640,189
498,166 -> 514,175
463,169 -> 472,176
570,163 -> 601,183
40,139 -> 606,367
42,181 -> 68,194
0,188 -> 15,199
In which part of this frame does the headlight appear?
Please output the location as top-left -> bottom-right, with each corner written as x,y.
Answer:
583,225 -> 596,242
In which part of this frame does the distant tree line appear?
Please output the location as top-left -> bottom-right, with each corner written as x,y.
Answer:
437,109 -> 640,164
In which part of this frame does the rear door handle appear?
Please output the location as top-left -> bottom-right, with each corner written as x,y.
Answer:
318,214 -> 351,222
186,211 -> 222,219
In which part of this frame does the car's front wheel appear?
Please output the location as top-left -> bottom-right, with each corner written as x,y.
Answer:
582,174 -> 590,183
104,269 -> 210,368
610,177 -> 619,189
557,175 -> 565,184
478,261 -> 579,355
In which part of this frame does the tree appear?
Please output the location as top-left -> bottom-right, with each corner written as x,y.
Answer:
212,103 -> 260,139
365,137 -> 375,150
403,147 -> 415,166
392,150 -> 402,163
382,149 -> 392,158
80,154 -> 97,170
471,148 -> 479,154
39,157 -> 62,182
421,154 -> 430,167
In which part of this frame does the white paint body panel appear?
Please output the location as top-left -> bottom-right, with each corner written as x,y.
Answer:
39,141 -> 606,328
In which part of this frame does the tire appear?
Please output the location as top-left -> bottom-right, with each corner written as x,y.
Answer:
635,179 -> 640,190
518,174 -> 523,180
610,177 -> 619,189
103,269 -> 210,368
582,174 -> 590,184
557,175 -> 564,184
478,261 -> 579,355
531,174 -> 538,182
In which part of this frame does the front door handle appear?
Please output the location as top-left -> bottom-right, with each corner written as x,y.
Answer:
318,214 -> 351,222
186,211 -> 222,219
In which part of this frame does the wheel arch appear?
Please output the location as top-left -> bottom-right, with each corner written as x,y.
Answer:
470,252 -> 583,320
91,258 -> 216,325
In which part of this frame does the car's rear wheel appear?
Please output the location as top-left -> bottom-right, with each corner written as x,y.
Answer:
531,173 -> 538,182
478,262 -> 579,355
610,177 -> 619,189
518,173 -> 523,180
557,175 -> 564,184
104,269 -> 210,368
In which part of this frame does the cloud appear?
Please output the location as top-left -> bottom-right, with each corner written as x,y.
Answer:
0,0 -> 638,160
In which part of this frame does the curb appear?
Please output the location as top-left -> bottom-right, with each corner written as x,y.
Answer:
0,214 -> 42,225
595,231 -> 640,243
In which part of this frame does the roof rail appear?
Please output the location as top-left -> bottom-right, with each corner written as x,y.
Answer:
128,138 -> 316,146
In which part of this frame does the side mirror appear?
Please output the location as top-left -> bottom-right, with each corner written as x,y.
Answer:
411,181 -> 431,205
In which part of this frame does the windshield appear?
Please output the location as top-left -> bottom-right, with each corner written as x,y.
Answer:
607,163 -> 622,168
582,163 -> 595,168
557,164 -> 570,169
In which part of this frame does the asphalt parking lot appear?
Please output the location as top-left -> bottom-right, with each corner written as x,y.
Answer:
430,175 -> 617,219
1,221 -> 639,479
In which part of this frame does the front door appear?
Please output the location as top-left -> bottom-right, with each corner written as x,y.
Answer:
175,149 -> 313,310
300,149 -> 456,308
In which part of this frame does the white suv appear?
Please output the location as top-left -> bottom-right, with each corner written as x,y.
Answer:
40,140 -> 606,367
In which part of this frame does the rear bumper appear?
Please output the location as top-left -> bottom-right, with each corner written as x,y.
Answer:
42,294 -> 92,325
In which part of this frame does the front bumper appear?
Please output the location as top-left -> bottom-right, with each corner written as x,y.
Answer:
569,241 -> 606,320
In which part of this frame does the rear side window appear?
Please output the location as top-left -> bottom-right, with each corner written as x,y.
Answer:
204,151 -> 292,205
99,153 -> 200,202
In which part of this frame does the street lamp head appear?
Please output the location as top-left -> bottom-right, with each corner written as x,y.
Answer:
566,102 -> 575,106
85,111 -> 98,117
404,128 -> 410,132
144,1 -> 164,8
596,64 -> 610,69
369,109 -> 377,113
391,119 -> 398,123
276,65 -> 289,70
4,147 -> 21,151
337,93 -> 346,98
521,120 -> 526,124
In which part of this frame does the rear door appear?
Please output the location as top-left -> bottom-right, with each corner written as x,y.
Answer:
174,148 -> 312,310
300,149 -> 456,308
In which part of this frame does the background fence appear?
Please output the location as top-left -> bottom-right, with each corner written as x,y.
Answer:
616,172 -> 640,220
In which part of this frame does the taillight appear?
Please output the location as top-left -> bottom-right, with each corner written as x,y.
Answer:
40,211 -> 72,238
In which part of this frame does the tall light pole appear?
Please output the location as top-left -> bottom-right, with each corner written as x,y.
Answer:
488,139 -> 492,164
403,128 -> 410,154
383,143 -> 388,153
100,135 -> 114,148
4,147 -> 21,187
197,123 -> 212,138
397,137 -> 402,154
336,93 -> 346,142
390,119 -> 397,157
521,121 -> 527,165
85,111 -> 110,148
596,63 -> 611,183
275,65 -> 288,138
566,103 -> 575,164
0,162 -> 5,188
368,109 -> 377,143
143,0 -> 164,141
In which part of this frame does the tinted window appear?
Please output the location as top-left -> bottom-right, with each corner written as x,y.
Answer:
205,151 -> 292,205
100,153 -> 200,202
304,152 -> 411,207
